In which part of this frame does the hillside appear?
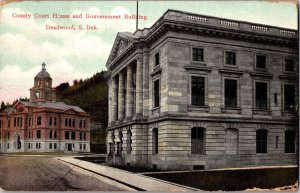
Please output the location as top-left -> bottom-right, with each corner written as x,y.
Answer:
55,71 -> 108,130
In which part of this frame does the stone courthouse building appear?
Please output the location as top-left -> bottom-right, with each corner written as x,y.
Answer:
0,63 -> 90,153
106,10 -> 298,169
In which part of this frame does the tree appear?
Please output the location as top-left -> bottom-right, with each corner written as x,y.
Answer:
0,101 -> 6,110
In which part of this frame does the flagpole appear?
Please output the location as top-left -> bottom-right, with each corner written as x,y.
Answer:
136,1 -> 138,30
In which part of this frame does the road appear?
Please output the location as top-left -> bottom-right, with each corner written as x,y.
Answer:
0,156 -> 128,191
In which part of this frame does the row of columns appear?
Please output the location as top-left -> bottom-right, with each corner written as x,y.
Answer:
110,57 -> 144,124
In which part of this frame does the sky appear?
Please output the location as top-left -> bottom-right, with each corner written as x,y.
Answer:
0,0 -> 298,103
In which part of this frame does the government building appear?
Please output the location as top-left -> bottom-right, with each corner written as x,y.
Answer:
105,10 -> 298,170
0,63 -> 90,153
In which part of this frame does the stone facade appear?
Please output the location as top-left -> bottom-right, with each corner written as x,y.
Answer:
0,63 -> 90,153
105,10 -> 298,170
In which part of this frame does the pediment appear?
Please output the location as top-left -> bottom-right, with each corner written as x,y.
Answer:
106,32 -> 137,67
62,108 -> 78,115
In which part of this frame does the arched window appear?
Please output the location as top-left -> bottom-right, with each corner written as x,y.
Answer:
152,128 -> 158,154
256,129 -> 268,153
191,127 -> 205,154
285,130 -> 296,153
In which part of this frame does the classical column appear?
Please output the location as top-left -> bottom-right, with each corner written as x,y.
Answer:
135,58 -> 143,118
142,51 -> 150,118
111,77 -> 118,123
126,65 -> 133,120
118,72 -> 125,122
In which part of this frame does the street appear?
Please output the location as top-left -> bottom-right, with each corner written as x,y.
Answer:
0,156 -> 128,191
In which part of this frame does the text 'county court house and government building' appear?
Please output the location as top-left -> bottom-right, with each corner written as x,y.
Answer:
106,9 -> 298,170
0,64 -> 90,153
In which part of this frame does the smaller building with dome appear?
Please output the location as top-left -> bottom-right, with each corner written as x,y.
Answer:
0,63 -> 90,153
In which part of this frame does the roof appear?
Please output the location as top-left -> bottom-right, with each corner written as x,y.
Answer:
19,101 -> 86,113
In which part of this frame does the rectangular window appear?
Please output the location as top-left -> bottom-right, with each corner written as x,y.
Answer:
83,132 -> 86,140
284,84 -> 295,111
127,130 -> 132,154
155,52 -> 160,66
65,118 -> 68,127
36,143 -> 38,149
191,76 -> 205,106
256,55 -> 266,69
285,59 -> 294,72
7,131 -> 10,140
36,130 -> 41,139
191,127 -> 205,154
68,119 -> 72,127
80,132 -> 82,140
83,120 -> 86,128
72,132 -> 75,140
192,48 -> 204,62
256,129 -> 268,153
225,79 -> 237,108
154,79 -> 160,107
80,144 -> 82,150
37,116 -> 42,125
49,143 -> 52,149
255,82 -> 268,109
225,51 -> 236,65
152,128 -> 158,154
49,130 -> 52,139
83,144 -> 86,150
14,117 -> 16,127
65,131 -> 69,140
53,117 -> 57,126
54,130 -> 57,139
72,119 -> 75,127
54,143 -> 57,149
49,116 -> 52,126
79,120 -> 82,128
275,136 -> 279,149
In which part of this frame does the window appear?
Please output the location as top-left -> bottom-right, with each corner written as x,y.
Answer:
37,116 -> 42,125
118,131 -> 123,155
154,79 -> 160,107
285,59 -> 294,72
49,130 -> 52,139
7,131 -> 10,139
36,130 -> 41,139
68,119 -> 71,127
225,79 -> 237,108
80,144 -> 82,150
14,117 -> 16,127
192,48 -> 204,62
116,142 -> 121,155
191,127 -> 205,154
83,120 -> 86,128
72,119 -> 75,127
54,143 -> 57,149
191,76 -> 205,106
256,55 -> 266,69
72,132 -> 76,140
79,120 -> 82,128
53,117 -> 57,126
83,144 -> 86,150
65,131 -> 69,140
155,52 -> 160,66
49,143 -> 52,149
83,132 -> 86,140
127,130 -> 132,154
284,84 -> 295,111
256,129 -> 268,153
225,51 -> 236,65
54,130 -> 57,139
49,117 -> 52,126
65,118 -> 68,127
109,143 -> 114,155
285,130 -> 295,153
80,132 -> 82,140
275,136 -> 279,149
152,128 -> 158,154
255,82 -> 268,109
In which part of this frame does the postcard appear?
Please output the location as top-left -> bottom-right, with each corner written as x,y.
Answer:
0,0 -> 298,191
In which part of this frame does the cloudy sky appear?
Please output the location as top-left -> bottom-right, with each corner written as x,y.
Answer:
0,1 -> 297,103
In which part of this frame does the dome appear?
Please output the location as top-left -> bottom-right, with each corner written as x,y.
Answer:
35,63 -> 51,79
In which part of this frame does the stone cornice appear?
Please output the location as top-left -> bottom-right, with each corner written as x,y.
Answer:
107,10 -> 298,71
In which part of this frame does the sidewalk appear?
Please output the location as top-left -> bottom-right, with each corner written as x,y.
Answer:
58,157 -> 198,192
